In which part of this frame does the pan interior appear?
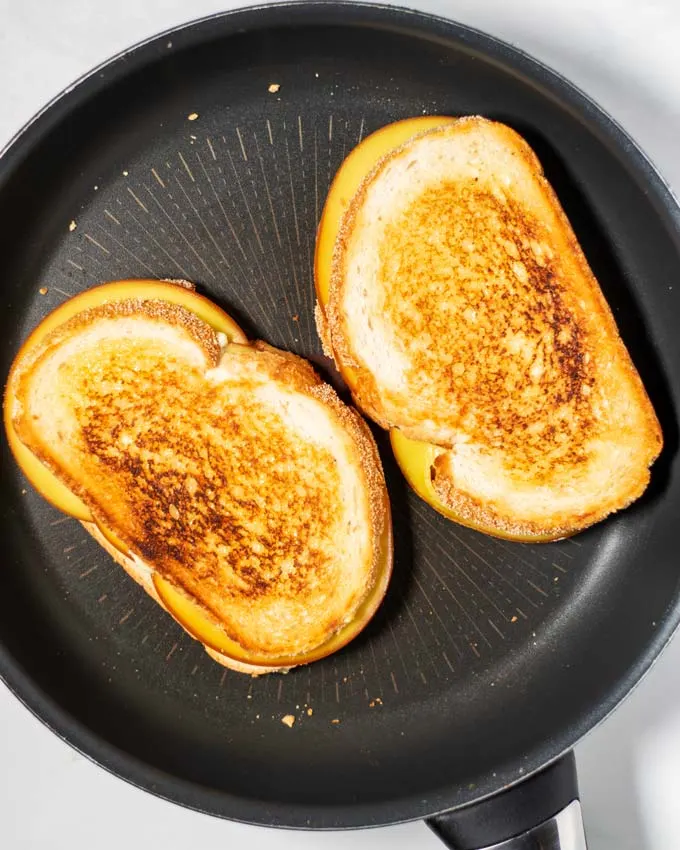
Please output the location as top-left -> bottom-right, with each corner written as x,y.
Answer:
1,8 -> 679,827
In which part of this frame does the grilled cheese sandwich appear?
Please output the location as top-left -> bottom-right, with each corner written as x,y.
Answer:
317,117 -> 662,540
6,282 -> 392,672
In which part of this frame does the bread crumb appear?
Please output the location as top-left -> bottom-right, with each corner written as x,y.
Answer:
281,714 -> 295,728
314,303 -> 334,357
510,615 -> 518,623
21,489 -> 27,495
307,707 -> 313,716
369,697 -> 383,708
122,170 -> 128,177
188,113 -> 199,121
68,220 -> 77,232
268,83 -> 280,93
331,718 -> 340,724
39,287 -> 48,295
292,314 -> 299,322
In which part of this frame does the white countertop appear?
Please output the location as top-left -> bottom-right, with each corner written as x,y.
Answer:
1,1 -> 679,847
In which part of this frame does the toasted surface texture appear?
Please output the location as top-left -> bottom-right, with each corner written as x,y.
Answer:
327,116 -> 662,536
12,299 -> 389,666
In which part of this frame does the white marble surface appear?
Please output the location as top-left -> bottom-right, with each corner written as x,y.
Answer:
1,1 -> 679,847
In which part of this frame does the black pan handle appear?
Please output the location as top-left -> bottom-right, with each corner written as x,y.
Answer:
426,752 -> 586,849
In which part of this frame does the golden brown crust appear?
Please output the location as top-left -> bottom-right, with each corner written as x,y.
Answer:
326,117 -> 662,535
12,297 -> 391,670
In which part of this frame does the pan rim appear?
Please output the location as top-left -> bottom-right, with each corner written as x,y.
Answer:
2,0 -> 680,829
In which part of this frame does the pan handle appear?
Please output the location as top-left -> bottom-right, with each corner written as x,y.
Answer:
426,752 -> 586,849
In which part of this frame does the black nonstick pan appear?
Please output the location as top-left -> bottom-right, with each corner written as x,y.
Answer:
2,3 -> 679,848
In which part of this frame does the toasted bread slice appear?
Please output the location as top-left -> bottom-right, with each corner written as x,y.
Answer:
326,117 -> 662,538
10,298 -> 391,672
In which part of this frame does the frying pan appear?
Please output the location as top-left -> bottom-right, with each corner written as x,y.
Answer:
1,3 -> 679,848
